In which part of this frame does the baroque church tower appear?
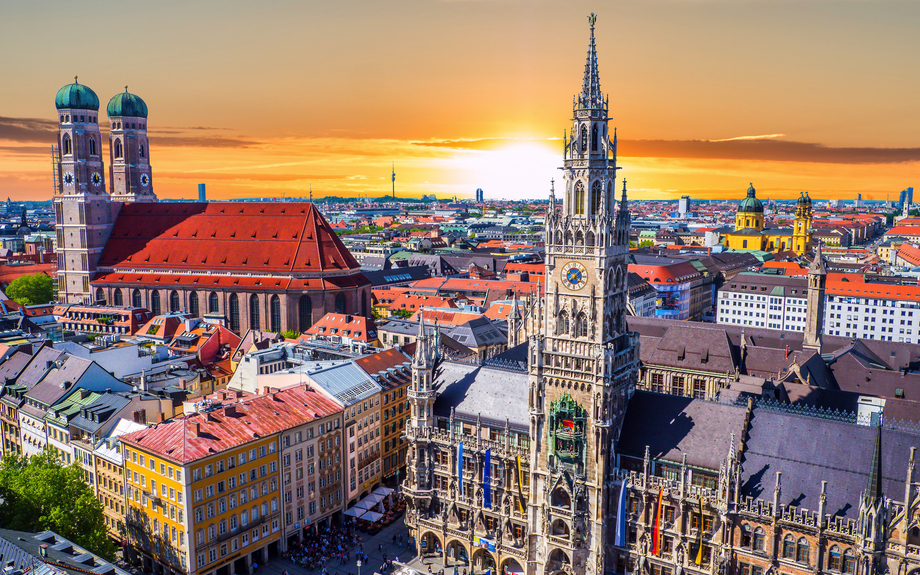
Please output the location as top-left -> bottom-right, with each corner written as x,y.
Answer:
527,14 -> 639,575
53,79 -> 119,304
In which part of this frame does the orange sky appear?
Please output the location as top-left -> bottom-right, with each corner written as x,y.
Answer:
2,0 -> 919,202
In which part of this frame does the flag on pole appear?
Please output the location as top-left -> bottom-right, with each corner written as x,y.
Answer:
483,448 -> 492,509
458,442 -> 464,501
652,488 -> 663,556
516,455 -> 526,513
694,497 -> 704,565
614,477 -> 628,547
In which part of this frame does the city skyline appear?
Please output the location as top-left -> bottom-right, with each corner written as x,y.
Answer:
2,0 -> 919,202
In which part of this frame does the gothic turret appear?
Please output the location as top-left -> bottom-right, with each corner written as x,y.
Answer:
107,88 -> 157,203
803,243 -> 827,352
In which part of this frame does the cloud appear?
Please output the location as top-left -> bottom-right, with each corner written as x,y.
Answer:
150,135 -> 261,149
157,172 -> 346,182
619,138 -> 920,164
708,134 -> 786,142
412,138 -> 543,151
0,116 -> 58,143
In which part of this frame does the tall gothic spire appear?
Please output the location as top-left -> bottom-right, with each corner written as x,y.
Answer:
578,13 -> 604,110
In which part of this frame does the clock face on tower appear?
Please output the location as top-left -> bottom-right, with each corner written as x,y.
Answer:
63,172 -> 74,186
140,174 -> 150,187
561,261 -> 588,291
91,172 -> 102,186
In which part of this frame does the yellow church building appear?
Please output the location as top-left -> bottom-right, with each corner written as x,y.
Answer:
724,184 -> 813,255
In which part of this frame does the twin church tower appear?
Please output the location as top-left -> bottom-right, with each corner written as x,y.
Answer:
52,79 -> 157,303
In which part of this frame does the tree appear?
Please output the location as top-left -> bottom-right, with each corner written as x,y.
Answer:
280,329 -> 301,340
5,273 -> 55,305
0,450 -> 115,560
391,309 -> 413,319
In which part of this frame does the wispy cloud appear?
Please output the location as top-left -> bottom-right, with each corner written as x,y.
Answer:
620,138 -> 920,164
708,134 -> 786,142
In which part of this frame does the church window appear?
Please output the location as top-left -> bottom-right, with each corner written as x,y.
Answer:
229,294 -> 240,331
139,144 -> 146,158
132,289 -> 142,308
170,291 -> 180,313
89,138 -> 96,156
114,138 -> 123,159
249,294 -> 261,330
580,124 -> 588,153
573,182 -> 585,215
299,295 -> 312,332
742,240 -> 748,249
189,292 -> 200,316
60,115 -> 64,123
62,134 -> 72,156
551,487 -> 571,508
590,181 -> 602,215
113,289 -> 124,306
591,124 -> 598,151
335,293 -> 346,315
270,295 -> 281,332
151,291 -> 161,315
209,292 -> 219,313
95,288 -> 105,304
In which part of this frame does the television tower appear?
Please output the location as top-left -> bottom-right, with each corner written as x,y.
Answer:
391,163 -> 396,198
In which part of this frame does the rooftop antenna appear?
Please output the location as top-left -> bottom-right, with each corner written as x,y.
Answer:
392,163 -> 396,199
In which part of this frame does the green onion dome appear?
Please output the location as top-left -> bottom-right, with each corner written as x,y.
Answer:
738,183 -> 763,214
55,78 -> 100,111
107,89 -> 148,118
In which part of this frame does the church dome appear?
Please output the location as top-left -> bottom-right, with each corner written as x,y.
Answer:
797,193 -> 809,208
107,90 -> 148,118
738,184 -> 763,214
55,80 -> 100,111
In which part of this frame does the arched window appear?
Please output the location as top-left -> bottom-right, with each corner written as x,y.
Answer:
557,311 -> 569,335
113,289 -> 124,306
555,230 -> 562,245
842,549 -> 856,574
62,134 -> 72,156
740,524 -> 752,548
89,138 -> 96,156
189,292 -> 199,316
249,294 -> 261,330
335,293 -> 346,315
580,124 -> 588,153
298,295 -> 312,332
269,295 -> 281,332
796,538 -> 809,564
574,182 -> 585,215
114,138 -> 123,159
753,527 -> 765,551
551,487 -> 571,508
586,231 -> 595,247
591,180 -> 602,215
229,294 -> 240,331
575,312 -> 587,338
361,291 -> 367,317
169,290 -> 180,312
782,535 -> 795,559
150,291 -> 161,315
828,546 -> 841,571
95,288 -> 105,304
139,144 -> 145,158
132,289 -> 142,308
591,124 -> 598,151
209,292 -> 219,313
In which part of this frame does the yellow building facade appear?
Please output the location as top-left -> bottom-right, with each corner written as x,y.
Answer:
724,185 -> 813,255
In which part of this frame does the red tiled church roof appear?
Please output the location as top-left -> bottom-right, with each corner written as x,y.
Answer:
98,202 -> 361,275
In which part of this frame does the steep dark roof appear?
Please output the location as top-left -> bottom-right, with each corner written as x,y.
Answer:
432,361 -> 529,429
617,391 -> 747,471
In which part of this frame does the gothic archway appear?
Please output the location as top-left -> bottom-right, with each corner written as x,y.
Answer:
249,294 -> 261,330
228,294 -> 240,331
113,289 -> 123,306
269,295 -> 281,332
298,295 -> 312,332
189,292 -> 199,317
132,289 -> 142,308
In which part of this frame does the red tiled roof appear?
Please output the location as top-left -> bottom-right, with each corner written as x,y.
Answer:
121,386 -> 341,464
761,261 -> 808,276
97,202 -> 362,275
628,261 -> 702,284
93,272 -> 368,291
354,348 -> 411,390
387,294 -> 457,312
885,226 -> 920,237
410,309 -> 484,326
826,273 -> 920,301
303,312 -> 378,342
897,243 -> 920,267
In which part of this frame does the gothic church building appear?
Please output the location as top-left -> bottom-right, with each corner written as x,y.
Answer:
52,81 -> 369,333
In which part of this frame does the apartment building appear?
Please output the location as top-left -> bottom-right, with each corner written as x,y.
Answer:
716,272 -> 809,331
824,274 -> 920,343
95,418 -> 146,541
278,388 -> 343,547
354,348 -> 412,483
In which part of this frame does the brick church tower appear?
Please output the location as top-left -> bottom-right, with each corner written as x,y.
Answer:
52,79 -> 119,304
107,89 -> 157,203
526,14 -> 639,575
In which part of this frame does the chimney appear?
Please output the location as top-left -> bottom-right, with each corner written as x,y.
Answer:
223,405 -> 236,417
156,412 -> 166,423
192,422 -> 201,436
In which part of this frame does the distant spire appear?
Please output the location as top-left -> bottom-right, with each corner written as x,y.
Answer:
578,13 -> 604,110
74,76 -> 78,84
865,418 -> 884,504
810,243 -> 827,275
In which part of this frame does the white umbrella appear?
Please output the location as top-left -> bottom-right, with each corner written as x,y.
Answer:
343,507 -> 363,517
361,510 -> 384,522
355,500 -> 374,510
373,486 -> 394,496
363,493 -> 386,504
